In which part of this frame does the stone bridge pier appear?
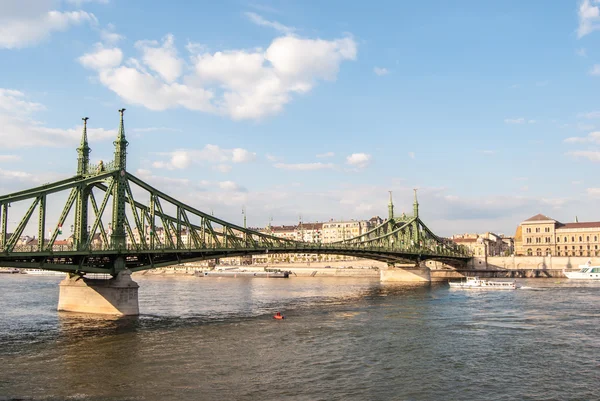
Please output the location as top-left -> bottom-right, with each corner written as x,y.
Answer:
58,269 -> 139,315
379,262 -> 432,282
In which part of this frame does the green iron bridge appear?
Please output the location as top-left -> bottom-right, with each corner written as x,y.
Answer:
0,110 -> 471,276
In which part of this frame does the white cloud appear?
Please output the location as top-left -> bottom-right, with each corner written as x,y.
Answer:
578,111 -> 600,119
578,0 -> 600,38
587,188 -> 600,197
346,153 -> 371,168
79,33 -> 357,120
577,123 -> 595,131
564,131 -> 600,143
232,148 -> 256,163
590,64 -> 600,76
153,145 -> 256,170
504,118 -> 536,125
100,24 -> 123,44
373,67 -> 389,76
78,43 -> 122,70
566,150 -> 600,161
316,152 -> 334,158
0,167 -> 33,180
408,152 -> 416,159
273,162 -> 334,171
0,3 -> 97,49
266,154 -> 282,162
0,88 -> 116,148
214,164 -> 232,173
135,34 -> 183,83
245,12 -> 294,34
577,47 -> 587,57
504,118 -> 525,124
0,155 -> 21,162
219,181 -> 245,191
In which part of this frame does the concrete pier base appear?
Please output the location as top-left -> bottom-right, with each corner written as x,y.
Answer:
380,267 -> 431,282
58,270 -> 139,315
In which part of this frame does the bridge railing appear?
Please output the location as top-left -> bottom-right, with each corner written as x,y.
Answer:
7,240 -> 469,258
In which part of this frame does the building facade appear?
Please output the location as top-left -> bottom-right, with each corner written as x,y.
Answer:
452,232 -> 513,257
516,213 -> 600,257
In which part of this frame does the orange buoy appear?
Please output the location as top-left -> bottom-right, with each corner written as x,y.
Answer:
273,312 -> 285,320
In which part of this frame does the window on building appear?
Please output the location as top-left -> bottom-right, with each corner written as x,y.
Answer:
572,246 -> 576,250
557,246 -> 561,250
546,237 -> 550,243
557,237 -> 560,242
572,236 -> 575,242
565,237 -> 568,242
579,236 -> 583,242
580,246 -> 583,250
587,245 -> 591,250
526,238 -> 532,244
536,228 -> 540,233
587,236 -> 590,242
527,248 -> 532,256
545,248 -> 551,255
536,248 -> 542,256
526,228 -> 531,233
536,238 -> 541,243
545,227 -> 550,232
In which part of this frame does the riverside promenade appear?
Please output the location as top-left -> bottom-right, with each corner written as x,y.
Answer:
136,255 -> 590,280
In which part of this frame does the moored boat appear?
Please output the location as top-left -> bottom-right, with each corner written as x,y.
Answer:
564,264 -> 600,279
449,276 -> 520,290
196,270 -> 290,278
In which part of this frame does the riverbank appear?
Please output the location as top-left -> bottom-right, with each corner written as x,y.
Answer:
135,260 -> 383,278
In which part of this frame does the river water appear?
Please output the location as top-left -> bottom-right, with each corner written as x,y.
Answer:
1,275 -> 599,401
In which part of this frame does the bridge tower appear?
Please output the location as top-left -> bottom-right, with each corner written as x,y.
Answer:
413,189 -> 420,245
388,191 -> 394,220
413,188 -> 419,218
73,117 -> 90,250
111,109 -> 128,251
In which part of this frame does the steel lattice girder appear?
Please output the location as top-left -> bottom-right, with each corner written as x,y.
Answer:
0,171 -> 471,273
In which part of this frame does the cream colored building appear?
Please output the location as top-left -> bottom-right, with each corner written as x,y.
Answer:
516,213 -> 600,257
322,219 -> 371,243
452,232 -> 512,257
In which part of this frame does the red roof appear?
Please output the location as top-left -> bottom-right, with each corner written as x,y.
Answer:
558,222 -> 600,229
523,213 -> 555,222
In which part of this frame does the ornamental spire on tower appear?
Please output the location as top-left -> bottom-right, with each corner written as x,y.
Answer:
77,117 -> 91,175
413,188 -> 419,218
114,108 -> 128,170
388,191 -> 394,220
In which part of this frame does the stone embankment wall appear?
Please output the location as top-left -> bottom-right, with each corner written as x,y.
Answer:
468,256 -> 593,270
136,260 -> 382,278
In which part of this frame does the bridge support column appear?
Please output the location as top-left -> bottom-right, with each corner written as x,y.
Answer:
380,263 -> 431,282
57,270 -> 139,315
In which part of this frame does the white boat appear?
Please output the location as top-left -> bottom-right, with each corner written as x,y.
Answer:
449,276 -> 519,290
564,264 -> 600,279
22,269 -> 66,276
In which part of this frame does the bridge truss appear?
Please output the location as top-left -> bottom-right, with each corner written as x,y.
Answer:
0,111 -> 470,275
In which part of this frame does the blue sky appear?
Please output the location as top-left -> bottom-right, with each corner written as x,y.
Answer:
2,0 -> 600,237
